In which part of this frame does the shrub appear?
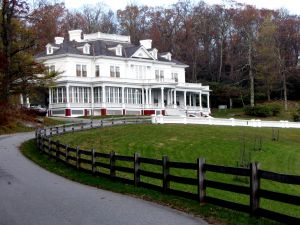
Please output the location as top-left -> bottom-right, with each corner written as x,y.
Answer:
293,108 -> 300,122
244,104 -> 282,117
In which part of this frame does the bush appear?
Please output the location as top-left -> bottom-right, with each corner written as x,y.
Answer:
293,108 -> 300,122
244,104 -> 282,117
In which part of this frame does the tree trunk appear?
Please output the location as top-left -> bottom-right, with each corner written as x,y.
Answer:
218,39 -> 223,82
248,43 -> 255,107
282,71 -> 288,111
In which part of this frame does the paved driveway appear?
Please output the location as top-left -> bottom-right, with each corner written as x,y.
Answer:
0,132 -> 210,225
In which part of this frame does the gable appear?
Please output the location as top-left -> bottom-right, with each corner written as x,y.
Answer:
131,46 -> 154,60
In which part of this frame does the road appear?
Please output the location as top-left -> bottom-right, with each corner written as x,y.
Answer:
0,132 -> 209,225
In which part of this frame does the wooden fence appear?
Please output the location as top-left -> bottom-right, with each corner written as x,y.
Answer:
36,117 -> 300,224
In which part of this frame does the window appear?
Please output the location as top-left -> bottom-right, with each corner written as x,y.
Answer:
155,69 -> 164,81
133,65 -> 147,79
76,65 -> 81,77
155,70 -> 159,80
105,87 -> 121,103
172,72 -> 178,82
160,70 -> 164,80
51,87 -> 66,104
95,65 -> 100,77
76,64 -> 87,77
93,87 -> 102,103
83,44 -> 90,54
125,88 -> 142,104
47,46 -> 53,55
82,65 -> 87,77
110,66 -> 120,78
116,46 -> 122,56
69,86 -> 91,103
46,65 -> 55,73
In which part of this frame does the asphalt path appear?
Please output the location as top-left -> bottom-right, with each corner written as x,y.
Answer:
0,132 -> 210,225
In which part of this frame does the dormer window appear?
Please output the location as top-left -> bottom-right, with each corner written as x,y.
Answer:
160,52 -> 172,61
116,45 -> 122,56
149,48 -> 158,60
46,44 -> 53,55
83,44 -> 90,54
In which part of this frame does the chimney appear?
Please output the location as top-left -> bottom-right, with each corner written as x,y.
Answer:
68,30 -> 82,42
54,37 -> 64,45
140,39 -> 152,49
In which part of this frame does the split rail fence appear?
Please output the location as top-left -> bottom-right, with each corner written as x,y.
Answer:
36,117 -> 300,224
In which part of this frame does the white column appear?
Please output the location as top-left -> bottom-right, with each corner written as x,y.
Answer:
149,88 -> 152,107
161,87 -> 164,108
26,96 -> 30,107
193,94 -> 196,107
48,89 -> 51,104
66,85 -> 70,103
173,89 -> 177,108
20,94 -> 24,105
199,91 -> 202,109
189,93 -> 191,107
207,93 -> 210,110
122,86 -> 125,108
141,88 -> 144,106
102,84 -> 106,107
184,91 -> 187,109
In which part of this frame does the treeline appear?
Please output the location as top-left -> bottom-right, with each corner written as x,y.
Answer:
2,0 -> 300,109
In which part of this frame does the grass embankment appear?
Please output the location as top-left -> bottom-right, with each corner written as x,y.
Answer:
49,124 -> 300,220
21,138 -> 281,225
0,117 -> 66,135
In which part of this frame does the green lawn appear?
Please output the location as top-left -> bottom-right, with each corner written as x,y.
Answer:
52,124 -> 300,219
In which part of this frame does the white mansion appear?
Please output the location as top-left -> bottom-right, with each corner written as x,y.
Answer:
36,30 -> 211,117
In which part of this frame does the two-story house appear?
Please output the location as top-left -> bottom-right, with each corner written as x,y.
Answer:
36,29 -> 210,117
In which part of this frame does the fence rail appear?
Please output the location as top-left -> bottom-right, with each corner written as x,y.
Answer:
151,115 -> 300,128
36,117 -> 300,224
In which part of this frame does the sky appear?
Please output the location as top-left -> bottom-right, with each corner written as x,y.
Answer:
64,0 -> 300,15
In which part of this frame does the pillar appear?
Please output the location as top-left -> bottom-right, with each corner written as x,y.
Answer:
161,87 -> 164,108
102,84 -> 106,107
207,93 -> 210,109
149,88 -> 152,107
48,89 -> 51,105
122,86 -> 125,108
184,91 -> 187,109
199,91 -> 202,109
173,89 -> 177,108
189,93 -> 192,107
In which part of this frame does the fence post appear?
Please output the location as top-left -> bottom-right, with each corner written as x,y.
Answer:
250,162 -> 260,217
65,144 -> 69,163
72,124 -> 74,132
92,148 -> 96,174
63,125 -> 66,132
76,147 -> 80,169
50,127 -> 53,135
56,126 -> 59,134
56,141 -> 60,159
48,138 -> 51,153
110,151 -> 116,178
81,122 -> 84,130
123,117 -> 126,124
197,158 -> 206,203
134,153 -> 140,187
101,120 -> 103,127
162,155 -> 170,193
91,120 -> 93,128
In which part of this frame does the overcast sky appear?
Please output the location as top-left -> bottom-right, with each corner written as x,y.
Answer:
64,0 -> 300,15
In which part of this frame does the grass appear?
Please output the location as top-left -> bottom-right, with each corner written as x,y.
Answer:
50,124 -> 300,221
21,139 -> 281,225
0,117 -> 67,135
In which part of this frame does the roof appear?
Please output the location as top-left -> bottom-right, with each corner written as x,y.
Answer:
36,39 -> 188,66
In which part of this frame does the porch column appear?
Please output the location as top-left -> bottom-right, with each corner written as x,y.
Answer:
170,90 -> 173,105
122,86 -> 125,108
91,86 -> 94,115
184,91 -> 187,109
173,89 -> 177,108
189,93 -> 191,107
161,87 -> 165,108
207,92 -> 210,109
145,87 -> 149,107
149,88 -> 152,107
199,91 -> 202,109
102,84 -> 106,107
20,94 -> 24,105
142,88 -> 147,107
48,89 -> 51,104
193,93 -> 196,107
66,85 -> 70,104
